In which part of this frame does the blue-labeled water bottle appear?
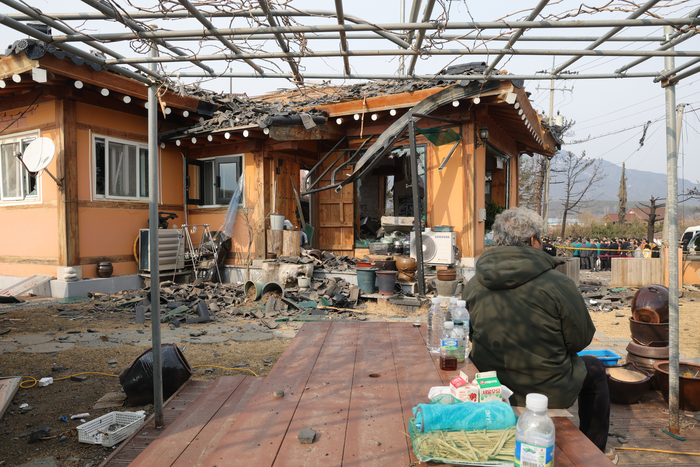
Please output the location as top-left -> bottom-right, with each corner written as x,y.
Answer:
515,393 -> 555,467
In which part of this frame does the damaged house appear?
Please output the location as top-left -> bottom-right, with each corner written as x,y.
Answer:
0,39 -> 558,292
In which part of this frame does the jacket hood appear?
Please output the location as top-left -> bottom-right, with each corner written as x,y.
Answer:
476,246 -> 565,290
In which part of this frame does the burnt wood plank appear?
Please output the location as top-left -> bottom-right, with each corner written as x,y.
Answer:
342,322 -> 411,467
274,322 -> 360,467
131,376 -> 246,467
202,322 -> 332,466
173,376 -> 264,467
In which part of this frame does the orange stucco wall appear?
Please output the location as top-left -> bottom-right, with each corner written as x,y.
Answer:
0,101 -> 60,277
0,99 -> 186,279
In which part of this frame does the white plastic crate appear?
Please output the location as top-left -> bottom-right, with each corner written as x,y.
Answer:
77,411 -> 146,447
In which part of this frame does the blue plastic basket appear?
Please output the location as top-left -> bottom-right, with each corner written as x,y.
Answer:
578,350 -> 621,366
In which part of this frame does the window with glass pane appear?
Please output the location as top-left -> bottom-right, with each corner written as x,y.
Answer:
139,148 -> 149,197
218,161 -> 238,200
1,137 -> 38,201
95,136 -> 148,199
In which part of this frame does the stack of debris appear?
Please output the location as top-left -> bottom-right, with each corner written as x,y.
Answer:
580,281 -> 636,315
273,251 -> 357,272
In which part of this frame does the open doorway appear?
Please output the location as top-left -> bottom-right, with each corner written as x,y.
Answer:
357,144 -> 427,239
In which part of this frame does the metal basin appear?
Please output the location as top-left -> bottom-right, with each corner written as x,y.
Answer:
654,362 -> 700,411
606,362 -> 653,404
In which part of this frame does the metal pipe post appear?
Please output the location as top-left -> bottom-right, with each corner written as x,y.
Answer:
663,25 -> 680,434
147,45 -> 164,428
542,58 -> 555,233
408,117 -> 426,296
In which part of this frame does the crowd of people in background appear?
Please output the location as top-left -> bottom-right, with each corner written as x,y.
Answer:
541,236 -> 660,271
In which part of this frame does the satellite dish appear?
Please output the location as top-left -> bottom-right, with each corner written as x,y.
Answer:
22,137 -> 55,172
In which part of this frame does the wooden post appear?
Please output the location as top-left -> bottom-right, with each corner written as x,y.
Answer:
282,231 -> 301,257
267,230 -> 284,257
253,151 -> 266,259
55,98 -> 80,267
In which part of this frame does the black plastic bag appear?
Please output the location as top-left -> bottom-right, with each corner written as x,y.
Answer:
119,344 -> 192,406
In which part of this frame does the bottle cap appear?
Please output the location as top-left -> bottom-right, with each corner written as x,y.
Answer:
457,300 -> 466,307
431,297 -> 441,304
525,393 -> 548,411
444,321 -> 454,329
450,297 -> 458,304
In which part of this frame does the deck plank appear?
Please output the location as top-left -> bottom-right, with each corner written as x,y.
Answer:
342,322 -> 411,467
555,418 -> 617,466
273,322 -> 360,467
130,376 -> 246,467
202,322 -> 332,467
387,322 -> 446,464
173,375 -> 265,467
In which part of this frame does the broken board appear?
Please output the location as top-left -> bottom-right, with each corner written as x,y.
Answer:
0,275 -> 54,298
0,377 -> 21,420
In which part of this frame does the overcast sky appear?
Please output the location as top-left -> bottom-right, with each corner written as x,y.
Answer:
2,0 -> 699,182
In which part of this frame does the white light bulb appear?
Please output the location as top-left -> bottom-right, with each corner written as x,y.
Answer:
452,100 -> 459,107
473,97 -> 480,105
74,80 -> 83,89
225,132 -> 230,139
101,88 -> 109,96
371,114 -> 378,121
176,140 -> 181,146
12,74 -> 21,83
263,127 -> 270,135
243,130 -> 249,137
123,95 -> 131,103
390,109 -> 397,116
160,143 -> 165,148
183,110 -> 189,117
207,135 -> 213,142
165,107 -> 172,115
191,137 -> 197,144
336,118 -> 343,125
354,114 -> 360,121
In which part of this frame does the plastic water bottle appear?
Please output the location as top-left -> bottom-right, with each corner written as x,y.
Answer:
427,297 -> 444,353
440,321 -> 458,370
453,300 -> 470,358
515,393 -> 555,467
445,297 -> 457,321
452,320 -> 465,363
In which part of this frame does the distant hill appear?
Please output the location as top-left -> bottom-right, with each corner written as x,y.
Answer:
546,159 -> 699,218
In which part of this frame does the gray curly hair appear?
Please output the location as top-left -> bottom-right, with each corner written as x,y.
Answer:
492,207 -> 543,247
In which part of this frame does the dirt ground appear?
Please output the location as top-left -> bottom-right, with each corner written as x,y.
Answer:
0,278 -> 695,466
0,295 -> 424,467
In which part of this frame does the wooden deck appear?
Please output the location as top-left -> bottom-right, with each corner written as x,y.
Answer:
105,321 -> 700,466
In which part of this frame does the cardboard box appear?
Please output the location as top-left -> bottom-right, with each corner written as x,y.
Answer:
449,371 -> 479,403
475,371 -> 502,402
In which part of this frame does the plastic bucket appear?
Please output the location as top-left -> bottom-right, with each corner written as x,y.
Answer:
356,268 -> 377,295
244,280 -> 265,300
270,214 -> 285,231
376,270 -> 398,296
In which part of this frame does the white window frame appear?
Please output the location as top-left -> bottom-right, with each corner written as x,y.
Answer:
0,130 -> 40,203
93,134 -> 150,201
187,154 -> 245,208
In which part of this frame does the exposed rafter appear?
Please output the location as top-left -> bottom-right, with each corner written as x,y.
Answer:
553,0 -> 662,74
177,0 -> 264,77
334,0 -> 351,75
483,0 -> 550,77
406,0 -> 436,76
80,0 -> 216,77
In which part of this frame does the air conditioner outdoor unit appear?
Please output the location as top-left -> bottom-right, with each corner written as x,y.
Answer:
138,229 -> 186,273
410,231 -> 457,266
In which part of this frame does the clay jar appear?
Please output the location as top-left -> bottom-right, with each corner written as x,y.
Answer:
396,256 -> 417,274
631,285 -> 669,323
97,262 -> 113,278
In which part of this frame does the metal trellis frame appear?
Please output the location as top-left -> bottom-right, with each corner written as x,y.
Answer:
0,0 -> 695,440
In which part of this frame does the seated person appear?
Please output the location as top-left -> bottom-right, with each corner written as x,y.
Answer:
462,207 -> 610,453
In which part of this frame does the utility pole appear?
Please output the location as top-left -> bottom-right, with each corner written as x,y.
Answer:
663,25 -> 680,436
